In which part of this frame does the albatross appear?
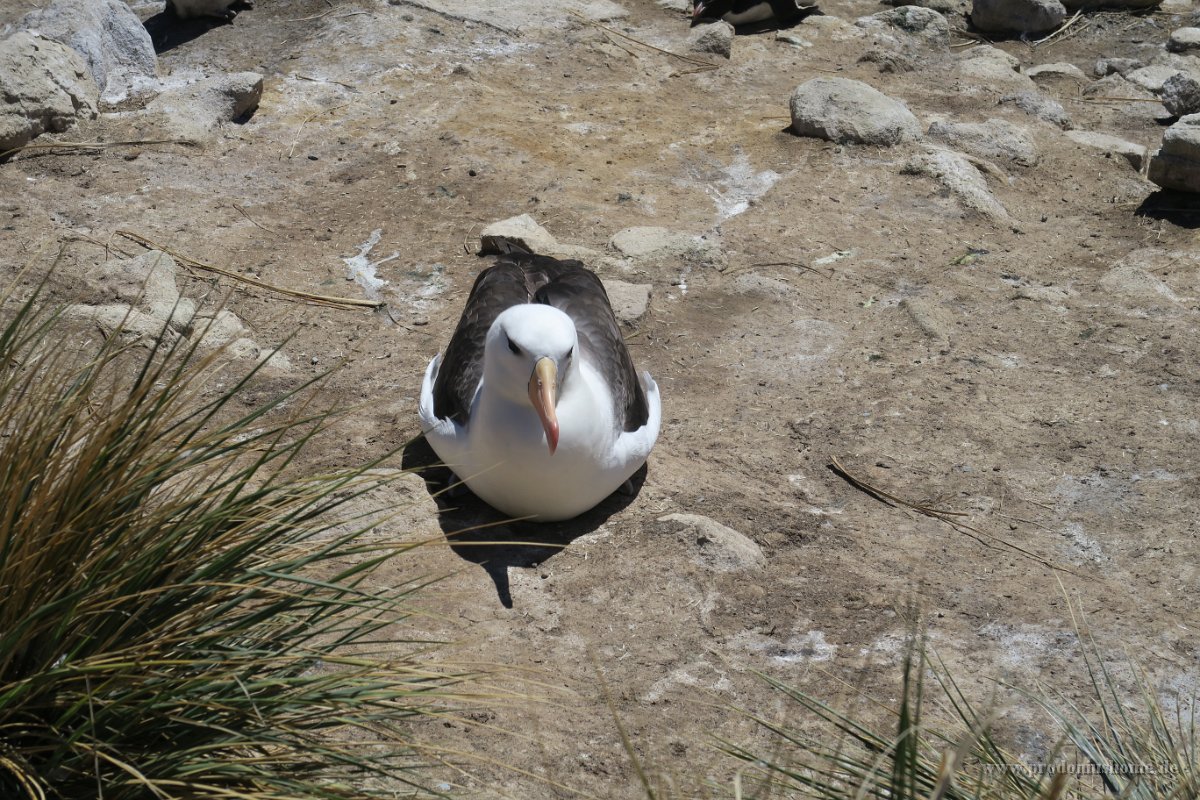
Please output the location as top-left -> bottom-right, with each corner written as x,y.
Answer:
419,253 -> 661,522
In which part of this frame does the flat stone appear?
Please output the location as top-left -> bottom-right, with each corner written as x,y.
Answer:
927,117 -> 1040,167
602,279 -> 652,326
1065,130 -> 1147,170
999,91 -> 1073,130
688,20 -> 734,59
1025,62 -> 1088,84
1148,113 -> 1200,192
657,513 -> 766,572
1167,27 -> 1200,54
143,71 -> 263,144
62,303 -> 181,344
1098,263 -> 1181,306
903,144 -> 1010,221
855,6 -> 951,50
0,32 -> 98,155
479,213 -> 558,255
1126,64 -> 1182,94
789,77 -> 921,146
957,46 -> 1037,93
970,0 -> 1065,35
609,226 -> 720,263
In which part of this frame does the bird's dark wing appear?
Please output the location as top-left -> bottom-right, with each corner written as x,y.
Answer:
531,263 -> 650,433
433,253 -> 649,432
432,259 -> 528,423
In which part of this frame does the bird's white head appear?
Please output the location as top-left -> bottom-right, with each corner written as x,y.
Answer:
484,305 -> 579,455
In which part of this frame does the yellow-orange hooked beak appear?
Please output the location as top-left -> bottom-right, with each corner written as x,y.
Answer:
528,357 -> 559,455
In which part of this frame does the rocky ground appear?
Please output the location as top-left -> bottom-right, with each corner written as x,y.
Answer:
2,0 -> 1200,796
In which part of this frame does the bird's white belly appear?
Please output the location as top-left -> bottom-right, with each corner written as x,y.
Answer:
430,368 -> 641,521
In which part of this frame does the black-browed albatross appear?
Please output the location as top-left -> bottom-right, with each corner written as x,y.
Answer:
419,253 -> 661,522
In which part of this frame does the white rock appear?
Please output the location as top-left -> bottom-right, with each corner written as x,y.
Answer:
602,279 -> 652,326
1167,27 -> 1200,54
19,0 -> 155,98
479,213 -> 558,255
927,118 -> 1040,166
143,71 -> 263,144
882,0 -> 968,13
0,32 -> 98,154
1065,130 -> 1147,170
688,20 -> 734,59
789,77 -> 921,146
970,0 -> 1065,35
903,144 -> 1010,222
657,513 -> 766,572
1148,113 -> 1200,192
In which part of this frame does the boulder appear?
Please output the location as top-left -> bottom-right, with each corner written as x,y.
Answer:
143,72 -> 263,144
970,0 -> 1065,35
789,77 -> 921,146
1148,114 -> 1200,192
0,32 -> 98,155
688,20 -> 734,59
1162,72 -> 1200,118
19,0 -> 156,99
1167,27 -> 1200,54
1064,130 -> 1147,170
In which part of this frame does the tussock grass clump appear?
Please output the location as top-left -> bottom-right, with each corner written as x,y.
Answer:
0,278 -> 458,799
720,613 -> 1198,800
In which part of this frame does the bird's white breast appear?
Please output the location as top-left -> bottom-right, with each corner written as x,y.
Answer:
429,362 -> 641,521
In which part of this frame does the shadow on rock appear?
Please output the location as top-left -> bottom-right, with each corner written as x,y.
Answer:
1135,190 -> 1200,230
401,436 -> 645,609
143,12 -> 229,53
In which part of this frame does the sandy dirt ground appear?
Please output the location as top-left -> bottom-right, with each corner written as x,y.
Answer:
1,0 -> 1199,796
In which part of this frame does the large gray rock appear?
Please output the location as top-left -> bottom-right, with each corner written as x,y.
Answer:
1148,114 -> 1200,192
0,32 -> 98,155
856,6 -> 951,49
1167,27 -> 1200,54
143,72 -> 263,144
1162,72 -> 1200,118
19,0 -> 155,99
789,77 -> 921,146
927,118 -> 1040,166
855,6 -> 951,71
970,0 -> 1065,35
1126,64 -> 1183,94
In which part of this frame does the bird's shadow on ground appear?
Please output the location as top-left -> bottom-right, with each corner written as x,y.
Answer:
143,12 -> 229,53
401,437 -> 645,608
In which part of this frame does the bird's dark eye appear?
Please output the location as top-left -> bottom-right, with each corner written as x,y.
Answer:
507,337 -> 521,355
